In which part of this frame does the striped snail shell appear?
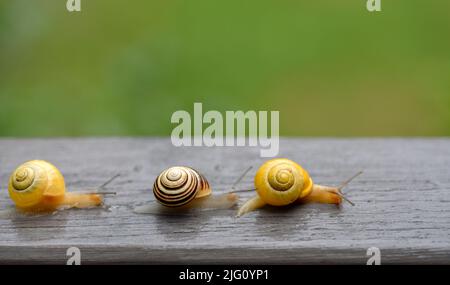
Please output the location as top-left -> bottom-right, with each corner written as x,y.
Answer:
254,158 -> 313,206
8,160 -> 66,209
153,166 -> 211,207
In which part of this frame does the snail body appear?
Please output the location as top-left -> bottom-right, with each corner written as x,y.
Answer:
237,158 -> 357,217
8,160 -> 103,213
135,166 -> 238,214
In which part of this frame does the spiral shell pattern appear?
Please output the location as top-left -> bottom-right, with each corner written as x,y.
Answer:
255,158 -> 313,206
153,166 -> 210,207
267,163 -> 296,192
11,165 -> 37,191
8,160 -> 66,209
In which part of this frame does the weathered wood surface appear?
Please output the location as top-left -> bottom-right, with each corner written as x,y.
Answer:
0,138 -> 449,264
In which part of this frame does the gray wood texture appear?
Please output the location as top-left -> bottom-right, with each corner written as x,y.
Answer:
0,138 -> 449,264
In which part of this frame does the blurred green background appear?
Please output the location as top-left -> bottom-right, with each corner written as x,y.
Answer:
0,0 -> 449,137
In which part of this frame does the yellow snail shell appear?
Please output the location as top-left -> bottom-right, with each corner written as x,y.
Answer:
7,160 -> 103,212
153,166 -> 211,207
254,158 -> 313,206
8,160 -> 66,209
237,158 -> 357,217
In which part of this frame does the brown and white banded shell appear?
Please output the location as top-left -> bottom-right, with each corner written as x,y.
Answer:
153,166 -> 211,207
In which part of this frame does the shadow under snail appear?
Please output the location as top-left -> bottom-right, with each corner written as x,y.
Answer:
236,158 -> 362,217
134,166 -> 239,214
7,160 -> 116,213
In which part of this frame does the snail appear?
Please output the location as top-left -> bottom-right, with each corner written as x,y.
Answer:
134,166 -> 239,214
236,158 -> 361,217
7,160 -> 116,213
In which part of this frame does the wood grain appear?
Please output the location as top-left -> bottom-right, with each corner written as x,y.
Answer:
0,138 -> 449,264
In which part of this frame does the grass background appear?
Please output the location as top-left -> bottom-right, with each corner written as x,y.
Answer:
0,0 -> 449,137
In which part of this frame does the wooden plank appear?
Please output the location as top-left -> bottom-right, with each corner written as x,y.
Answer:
0,138 -> 449,264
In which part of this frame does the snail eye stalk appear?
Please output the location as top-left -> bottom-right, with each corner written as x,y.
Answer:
7,160 -> 117,213
134,166 -> 239,215
236,159 -> 362,217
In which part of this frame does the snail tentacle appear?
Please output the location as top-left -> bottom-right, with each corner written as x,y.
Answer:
137,166 -> 239,214
236,159 -> 360,216
298,171 -> 363,206
8,160 -> 111,213
145,166 -> 239,213
297,184 -> 342,205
